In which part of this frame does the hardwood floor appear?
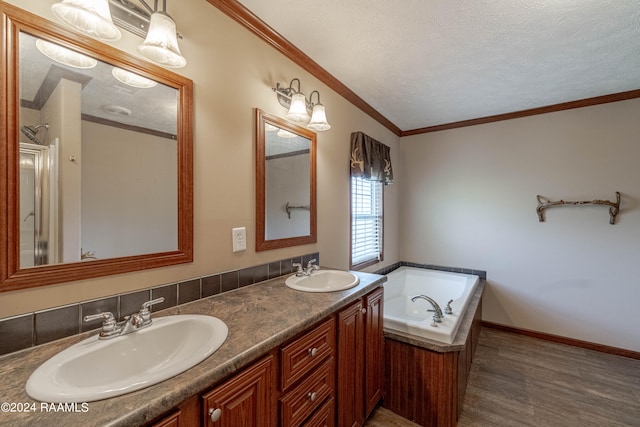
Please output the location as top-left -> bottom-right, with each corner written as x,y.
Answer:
366,327 -> 640,426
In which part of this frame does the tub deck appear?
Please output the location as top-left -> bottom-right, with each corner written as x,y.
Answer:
383,267 -> 481,349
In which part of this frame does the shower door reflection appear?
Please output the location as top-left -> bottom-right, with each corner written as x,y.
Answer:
19,142 -> 57,267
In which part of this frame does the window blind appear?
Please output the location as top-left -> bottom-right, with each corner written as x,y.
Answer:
351,176 -> 383,266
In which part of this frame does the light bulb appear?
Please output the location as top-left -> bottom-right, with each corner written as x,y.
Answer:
51,0 -> 121,42
138,13 -> 186,68
307,104 -> 331,131
286,93 -> 310,123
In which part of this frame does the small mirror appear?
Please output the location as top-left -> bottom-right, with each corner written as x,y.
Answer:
256,109 -> 316,251
1,3 -> 193,291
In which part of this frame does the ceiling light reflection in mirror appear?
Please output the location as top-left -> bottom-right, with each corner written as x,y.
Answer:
22,32 -> 178,137
112,67 -> 158,88
35,39 -> 97,69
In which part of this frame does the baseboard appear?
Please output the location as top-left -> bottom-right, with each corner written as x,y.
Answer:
481,321 -> 640,361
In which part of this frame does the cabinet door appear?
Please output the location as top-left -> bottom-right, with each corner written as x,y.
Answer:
151,411 -> 180,427
336,299 -> 365,427
202,355 -> 275,427
364,287 -> 384,417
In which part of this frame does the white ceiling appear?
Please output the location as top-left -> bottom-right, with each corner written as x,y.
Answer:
237,0 -> 640,132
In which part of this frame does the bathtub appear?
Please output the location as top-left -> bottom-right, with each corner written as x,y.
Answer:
383,267 -> 479,344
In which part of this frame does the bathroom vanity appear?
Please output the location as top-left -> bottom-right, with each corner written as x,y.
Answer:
0,271 -> 385,426
151,287 -> 384,426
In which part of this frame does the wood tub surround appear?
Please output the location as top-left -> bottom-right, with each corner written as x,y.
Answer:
383,280 -> 485,427
0,271 -> 385,426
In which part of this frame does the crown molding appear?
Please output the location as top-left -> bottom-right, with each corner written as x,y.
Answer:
206,1 -> 640,138
206,0 -> 402,136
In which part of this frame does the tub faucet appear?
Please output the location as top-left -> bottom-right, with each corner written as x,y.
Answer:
411,295 -> 444,323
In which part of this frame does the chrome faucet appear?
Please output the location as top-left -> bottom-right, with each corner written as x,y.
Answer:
444,299 -> 454,315
293,259 -> 320,277
84,297 -> 165,340
411,294 -> 444,323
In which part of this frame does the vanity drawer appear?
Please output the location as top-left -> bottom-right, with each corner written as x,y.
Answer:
301,397 -> 334,427
280,357 -> 334,427
281,317 -> 335,391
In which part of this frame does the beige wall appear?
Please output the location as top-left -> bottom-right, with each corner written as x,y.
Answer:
9,0 -> 634,355
400,98 -> 640,352
1,0 -> 401,317
81,121 -> 178,258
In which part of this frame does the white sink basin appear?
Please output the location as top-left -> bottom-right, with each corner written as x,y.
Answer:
285,270 -> 360,292
26,315 -> 228,402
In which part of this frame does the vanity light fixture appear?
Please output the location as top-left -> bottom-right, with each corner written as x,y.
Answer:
272,78 -> 331,131
51,0 -> 122,42
137,3 -> 186,68
51,0 -> 187,68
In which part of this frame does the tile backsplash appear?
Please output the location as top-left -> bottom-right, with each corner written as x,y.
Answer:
0,252 -> 319,357
375,261 -> 487,280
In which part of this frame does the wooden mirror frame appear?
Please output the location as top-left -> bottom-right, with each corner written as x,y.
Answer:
255,109 -> 316,251
0,2 -> 193,292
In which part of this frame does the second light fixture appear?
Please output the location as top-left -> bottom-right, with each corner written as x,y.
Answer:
272,78 -> 331,131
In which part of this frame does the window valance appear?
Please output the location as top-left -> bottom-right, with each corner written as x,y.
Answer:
350,131 -> 393,185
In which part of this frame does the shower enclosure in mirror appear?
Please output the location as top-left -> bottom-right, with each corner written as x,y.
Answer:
256,109 -> 316,251
1,2 -> 193,291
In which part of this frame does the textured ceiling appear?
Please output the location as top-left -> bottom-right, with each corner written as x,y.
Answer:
20,32 -> 177,136
237,0 -> 640,131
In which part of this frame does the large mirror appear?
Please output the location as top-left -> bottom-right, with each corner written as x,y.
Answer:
256,109 -> 316,251
1,3 -> 193,291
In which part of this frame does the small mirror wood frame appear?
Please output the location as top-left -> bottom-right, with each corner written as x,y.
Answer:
255,109 -> 317,251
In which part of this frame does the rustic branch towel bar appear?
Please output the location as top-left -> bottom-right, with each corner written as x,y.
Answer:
536,192 -> 620,225
285,202 -> 310,219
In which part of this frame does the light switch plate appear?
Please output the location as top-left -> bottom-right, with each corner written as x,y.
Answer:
232,227 -> 246,252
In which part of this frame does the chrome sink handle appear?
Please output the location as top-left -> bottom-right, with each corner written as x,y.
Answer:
293,262 -> 305,276
305,259 -> 319,275
138,297 -> 165,327
83,312 -> 119,338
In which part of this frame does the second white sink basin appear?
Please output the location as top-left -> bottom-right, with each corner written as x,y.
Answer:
285,270 -> 360,292
26,314 -> 228,402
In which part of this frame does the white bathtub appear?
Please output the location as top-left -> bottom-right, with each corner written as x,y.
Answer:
384,267 -> 479,344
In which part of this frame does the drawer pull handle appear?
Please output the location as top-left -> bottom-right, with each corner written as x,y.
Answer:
308,347 -> 318,357
308,391 -> 317,402
361,307 -> 367,314
208,408 -> 222,422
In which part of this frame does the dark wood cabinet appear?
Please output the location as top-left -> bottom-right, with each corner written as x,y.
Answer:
384,295 -> 483,427
202,355 -> 275,427
150,395 -> 200,427
149,286 -> 384,427
336,287 -> 384,427
364,287 -> 384,416
280,317 -> 336,427
151,411 -> 180,427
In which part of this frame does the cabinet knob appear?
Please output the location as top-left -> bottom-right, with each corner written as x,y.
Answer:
308,391 -> 317,402
208,408 -> 222,422
308,347 -> 318,357
361,307 -> 367,314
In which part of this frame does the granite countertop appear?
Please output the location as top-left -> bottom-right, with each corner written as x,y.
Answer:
0,270 -> 386,427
